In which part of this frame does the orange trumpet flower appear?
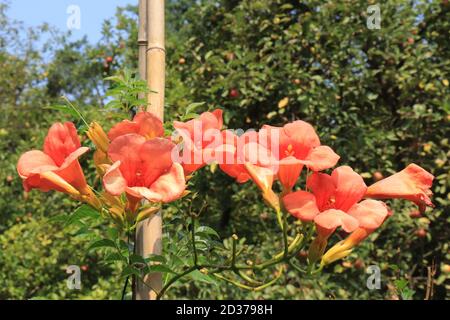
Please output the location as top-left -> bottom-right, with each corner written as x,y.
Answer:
108,111 -> 165,141
283,166 -> 368,221
365,164 -> 434,213
321,200 -> 390,265
259,120 -> 339,192
17,122 -> 89,196
282,166 -> 368,262
103,134 -> 186,212
173,109 -> 223,174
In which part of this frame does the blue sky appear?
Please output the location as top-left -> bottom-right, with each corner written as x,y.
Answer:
9,0 -> 136,43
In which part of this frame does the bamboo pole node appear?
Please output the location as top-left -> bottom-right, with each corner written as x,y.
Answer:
147,46 -> 166,53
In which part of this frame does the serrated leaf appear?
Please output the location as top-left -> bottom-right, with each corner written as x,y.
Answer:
105,252 -> 127,263
196,226 -> 220,239
65,205 -> 99,227
185,102 -> 205,114
181,113 -> 199,121
121,265 -> 141,278
88,239 -> 117,251
130,254 -> 146,265
104,75 -> 122,82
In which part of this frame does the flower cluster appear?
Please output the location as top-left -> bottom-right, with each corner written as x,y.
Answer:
17,112 -> 186,227
17,109 -> 434,266
170,110 -> 435,266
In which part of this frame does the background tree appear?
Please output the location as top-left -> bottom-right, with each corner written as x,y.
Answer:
0,0 -> 448,299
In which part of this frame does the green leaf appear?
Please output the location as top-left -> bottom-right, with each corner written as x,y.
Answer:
185,102 -> 205,114
189,270 -> 217,284
147,265 -> 176,274
196,226 -> 220,239
145,254 -> 166,264
401,289 -> 415,300
129,254 -> 147,265
205,51 -> 214,60
107,227 -> 119,240
105,252 -> 127,263
121,265 -> 141,278
394,279 -> 408,290
44,104 -> 79,119
65,205 -> 99,227
169,255 -> 187,268
181,113 -> 199,121
88,239 -> 117,252
104,75 -> 123,83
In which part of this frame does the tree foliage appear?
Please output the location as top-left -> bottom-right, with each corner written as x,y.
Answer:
0,0 -> 448,299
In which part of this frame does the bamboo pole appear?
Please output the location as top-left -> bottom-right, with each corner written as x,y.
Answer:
145,0 -> 165,119
138,0 -> 147,82
135,0 -> 165,300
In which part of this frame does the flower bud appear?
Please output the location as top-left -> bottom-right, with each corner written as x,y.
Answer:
87,122 -> 110,153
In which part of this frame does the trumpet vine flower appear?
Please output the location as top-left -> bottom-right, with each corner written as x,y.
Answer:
173,109 -> 223,174
17,122 -> 100,207
103,134 -> 186,212
365,164 -> 434,213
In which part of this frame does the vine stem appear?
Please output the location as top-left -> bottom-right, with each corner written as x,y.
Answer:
61,96 -> 90,127
121,276 -> 130,300
191,215 -> 198,266
121,231 -> 133,300
156,266 -> 198,300
281,209 -> 289,257
156,228 -> 308,300
214,266 -> 284,291
155,207 -> 316,300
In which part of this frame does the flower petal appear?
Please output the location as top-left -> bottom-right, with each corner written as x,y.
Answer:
217,142 -> 250,183
173,110 -> 223,174
134,112 -> 165,139
331,166 -> 367,212
306,172 -> 335,211
347,199 -> 389,231
108,120 -> 138,141
211,109 -> 223,130
244,162 -> 274,193
173,109 -> 223,147
148,163 -> 186,203
17,150 -> 57,179
365,164 -> 434,211
283,120 -> 321,159
17,147 -> 88,194
103,161 -> 127,196
140,138 -> 178,186
108,112 -> 164,141
126,186 -> 159,202
44,122 -> 81,166
39,171 -> 81,195
55,147 -> 90,192
300,145 -> 340,172
108,134 -> 146,183
314,209 -> 359,235
283,190 -> 320,221
278,156 -> 303,191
